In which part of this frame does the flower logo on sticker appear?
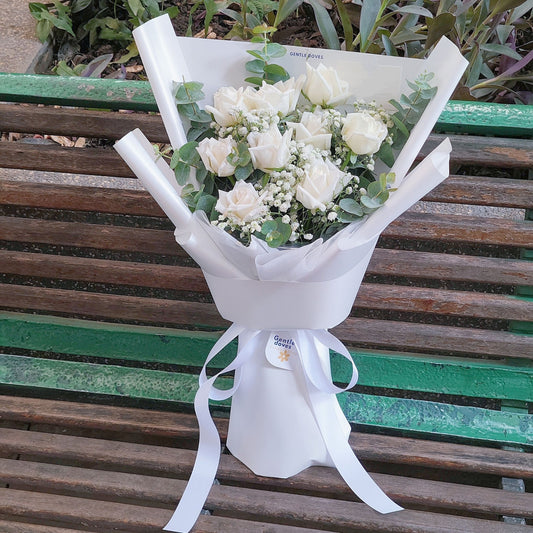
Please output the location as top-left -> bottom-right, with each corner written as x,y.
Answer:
278,349 -> 291,362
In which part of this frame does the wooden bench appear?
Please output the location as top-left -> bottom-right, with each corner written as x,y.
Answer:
0,73 -> 532,533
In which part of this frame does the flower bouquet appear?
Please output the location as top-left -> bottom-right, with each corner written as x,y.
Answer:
115,15 -> 467,533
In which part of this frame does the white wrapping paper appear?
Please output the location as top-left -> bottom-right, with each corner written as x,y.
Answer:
114,16 -> 468,533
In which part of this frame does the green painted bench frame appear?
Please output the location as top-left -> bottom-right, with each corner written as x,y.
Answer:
0,72 -> 532,450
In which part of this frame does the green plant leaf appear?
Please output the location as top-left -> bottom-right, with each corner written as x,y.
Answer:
304,0 -> 340,50
246,59 -> 266,74
179,141 -> 200,164
35,18 -> 53,42
263,218 -> 292,247
127,0 -> 143,16
71,0 -> 92,13
491,0 -> 527,14
339,198 -> 364,216
480,43 -> 522,60
425,12 -> 455,49
175,161 -> 192,185
376,142 -> 395,166
265,42 -> 287,58
245,76 -> 265,86
196,194 -> 217,214
275,0 -> 304,25
359,0 -> 380,52
235,162 -> 254,180
114,42 -> 139,64
393,5 -> 433,18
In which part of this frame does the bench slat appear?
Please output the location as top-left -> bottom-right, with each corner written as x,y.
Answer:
0,142 -> 132,178
2,214 -> 531,250
419,134 -> 533,168
1,354 -> 532,445
2,457 -> 533,521
0,103 -> 169,143
2,396 -> 531,478
4,485 -> 530,533
2,285 -> 531,356
1,314 -> 532,401
2,248 -> 532,287
0,521 -> 95,533
1,251 -> 530,321
2,175 -> 532,211
0,488 -> 312,533
2,138 -> 532,178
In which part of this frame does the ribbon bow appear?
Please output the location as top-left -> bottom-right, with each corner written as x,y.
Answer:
163,324 -> 402,533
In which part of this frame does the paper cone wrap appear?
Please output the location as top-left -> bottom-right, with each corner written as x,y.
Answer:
113,15 -> 468,533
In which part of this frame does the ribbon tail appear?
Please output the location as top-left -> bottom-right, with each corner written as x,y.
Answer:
164,324 -> 259,532
163,373 -> 222,532
297,330 -> 402,514
310,391 -> 403,514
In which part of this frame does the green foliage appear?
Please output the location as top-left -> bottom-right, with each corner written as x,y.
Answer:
245,26 -> 290,86
29,1 -> 76,42
259,218 -> 292,247
386,72 -> 438,152
29,0 -> 180,61
326,0 -> 532,102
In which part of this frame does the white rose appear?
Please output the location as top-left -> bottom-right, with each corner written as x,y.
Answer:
216,180 -> 266,223
247,126 -> 292,173
303,64 -> 350,107
288,111 -> 332,150
205,86 -> 245,127
196,137 -> 236,177
243,76 -> 305,116
342,112 -> 388,155
296,157 -> 349,211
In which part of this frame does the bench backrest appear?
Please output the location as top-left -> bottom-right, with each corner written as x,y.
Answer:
0,74 -> 532,448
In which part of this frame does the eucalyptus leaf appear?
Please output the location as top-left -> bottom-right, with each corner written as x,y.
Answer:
339,198 -> 364,216
196,194 -> 217,214
246,59 -> 266,74
175,161 -> 192,186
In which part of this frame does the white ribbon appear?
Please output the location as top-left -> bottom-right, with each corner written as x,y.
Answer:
164,326 -> 402,533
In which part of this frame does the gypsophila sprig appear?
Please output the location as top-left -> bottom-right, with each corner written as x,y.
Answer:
165,48 -> 436,248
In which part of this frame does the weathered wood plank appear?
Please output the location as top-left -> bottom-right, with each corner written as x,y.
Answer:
2,214 -> 531,251
386,212 -> 533,247
0,103 -> 169,143
424,175 -> 533,209
419,134 -> 533,168
2,396 -> 530,478
3,486 -> 530,533
2,248 -> 533,288
1,285 -> 532,357
2,175 -> 532,212
0,521 -> 99,533
2,457 -> 533,520
0,142 -> 134,178
0,252 -> 530,321
0,488 -> 329,533
1,137 -> 531,179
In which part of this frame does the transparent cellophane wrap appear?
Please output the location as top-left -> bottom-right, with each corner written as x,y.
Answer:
114,15 -> 468,533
